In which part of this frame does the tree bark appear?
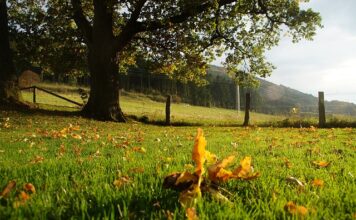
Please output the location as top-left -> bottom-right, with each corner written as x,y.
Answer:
0,0 -> 21,105
80,0 -> 126,122
82,44 -> 126,122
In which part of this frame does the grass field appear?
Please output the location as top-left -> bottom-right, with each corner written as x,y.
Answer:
0,109 -> 355,219
20,83 -> 356,127
20,86 -> 285,126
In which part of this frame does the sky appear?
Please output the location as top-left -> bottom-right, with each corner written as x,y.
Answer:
214,0 -> 356,104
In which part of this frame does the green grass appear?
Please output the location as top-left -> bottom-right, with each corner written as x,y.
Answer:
21,87 -> 284,126
0,110 -> 355,219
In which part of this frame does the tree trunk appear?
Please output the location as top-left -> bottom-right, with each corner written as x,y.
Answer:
79,0 -> 126,122
0,0 -> 21,105
82,44 -> 126,122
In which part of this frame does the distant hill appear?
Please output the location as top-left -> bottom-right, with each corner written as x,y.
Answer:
208,65 -> 356,116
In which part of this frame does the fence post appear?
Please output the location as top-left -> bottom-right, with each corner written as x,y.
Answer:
318,91 -> 326,127
165,95 -> 171,125
243,93 -> 250,126
33,86 -> 36,103
235,84 -> 240,116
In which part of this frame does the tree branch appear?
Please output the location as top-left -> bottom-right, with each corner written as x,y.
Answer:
71,0 -> 93,43
137,0 -> 237,32
128,0 -> 147,24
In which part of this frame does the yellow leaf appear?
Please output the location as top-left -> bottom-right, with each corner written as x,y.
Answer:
208,155 -> 235,182
192,128 -> 206,177
233,157 -> 260,180
311,179 -> 324,187
179,185 -> 201,208
205,150 -> 217,166
284,201 -> 308,216
215,168 -> 233,182
186,207 -> 199,220
313,161 -> 330,168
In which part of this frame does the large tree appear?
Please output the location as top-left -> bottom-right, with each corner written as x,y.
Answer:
0,0 -> 20,104
68,0 -> 321,121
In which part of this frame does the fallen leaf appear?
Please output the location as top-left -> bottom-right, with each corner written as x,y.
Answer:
132,147 -> 146,153
313,161 -> 330,168
284,201 -> 308,216
0,180 -> 16,198
208,155 -> 235,182
13,191 -> 31,208
113,176 -> 131,188
24,183 -> 36,194
192,128 -> 206,177
233,157 -> 260,180
186,207 -> 199,220
175,171 -> 198,186
311,179 -> 324,187
30,155 -> 44,164
205,150 -> 217,166
71,133 -> 82,140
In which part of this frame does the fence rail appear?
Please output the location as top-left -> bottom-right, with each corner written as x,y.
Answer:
20,86 -> 83,107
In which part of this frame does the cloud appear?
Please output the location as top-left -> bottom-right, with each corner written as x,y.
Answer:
266,0 -> 356,103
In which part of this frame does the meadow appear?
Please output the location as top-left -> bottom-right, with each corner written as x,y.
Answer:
0,105 -> 355,219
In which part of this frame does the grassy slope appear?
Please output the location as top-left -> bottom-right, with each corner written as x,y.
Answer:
21,86 -> 284,126
0,110 -> 355,219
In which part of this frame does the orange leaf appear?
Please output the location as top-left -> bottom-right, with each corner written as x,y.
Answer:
233,157 -> 260,180
24,183 -> 36,194
311,179 -> 324,187
208,155 -> 235,182
71,133 -> 82,140
192,128 -> 206,177
0,180 -> 16,197
284,201 -> 308,216
186,207 -> 199,220
313,161 -> 330,168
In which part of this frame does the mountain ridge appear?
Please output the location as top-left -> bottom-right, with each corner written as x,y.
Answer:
208,65 -> 356,116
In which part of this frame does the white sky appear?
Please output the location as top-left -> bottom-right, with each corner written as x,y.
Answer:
213,0 -> 356,104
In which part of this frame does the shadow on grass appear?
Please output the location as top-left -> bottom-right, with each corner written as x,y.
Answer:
1,104 -> 355,128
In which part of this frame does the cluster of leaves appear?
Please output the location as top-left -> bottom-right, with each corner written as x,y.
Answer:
0,180 -> 36,208
163,128 -> 260,213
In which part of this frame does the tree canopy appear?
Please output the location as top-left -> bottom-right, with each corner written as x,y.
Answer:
2,0 -> 322,121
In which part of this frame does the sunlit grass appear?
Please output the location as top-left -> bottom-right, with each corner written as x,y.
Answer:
0,111 -> 355,219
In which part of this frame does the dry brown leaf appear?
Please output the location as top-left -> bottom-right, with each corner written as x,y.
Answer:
284,201 -> 308,216
0,180 -> 16,198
